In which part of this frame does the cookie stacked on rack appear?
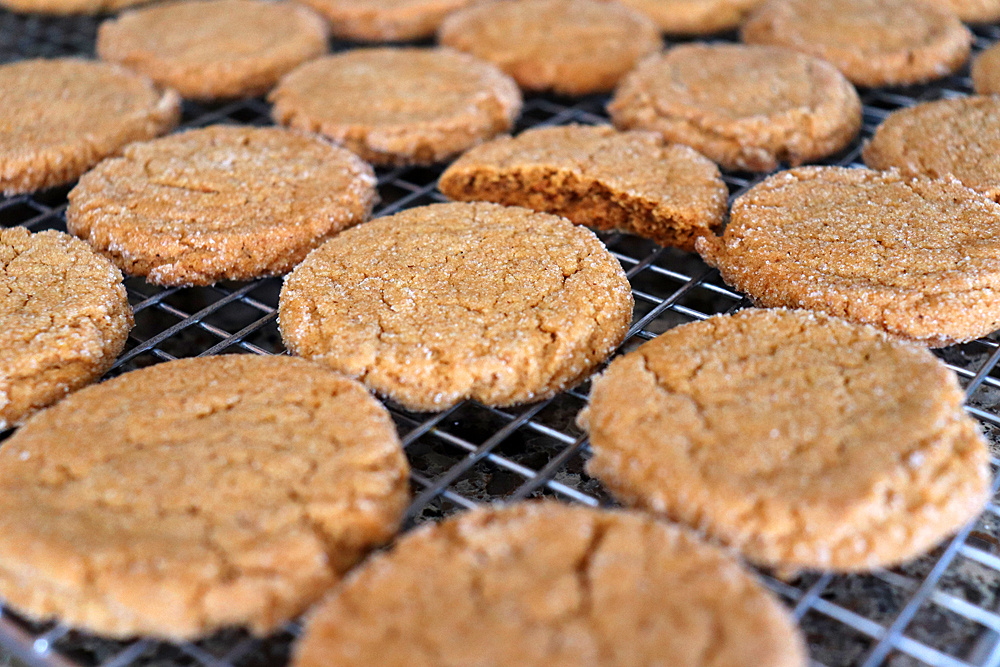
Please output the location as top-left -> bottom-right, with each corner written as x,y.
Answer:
0,0 -> 999,665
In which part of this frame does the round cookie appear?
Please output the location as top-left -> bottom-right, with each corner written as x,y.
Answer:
0,228 -> 132,430
438,0 -> 662,96
695,166 -> 1000,346
269,48 -> 522,166
279,202 -> 634,412
741,0 -> 972,88
0,0 -> 148,15
66,125 -> 377,287
294,502 -> 809,667
0,58 -> 180,196
608,44 -> 861,172
924,0 -> 1000,22
0,355 -> 410,639
582,308 -> 991,572
863,96 -> 1000,203
972,42 -> 1000,95
438,124 -> 728,250
296,0 -> 482,42
615,0 -> 765,35
96,0 -> 329,101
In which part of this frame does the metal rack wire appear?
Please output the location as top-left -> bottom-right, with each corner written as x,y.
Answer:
3,9 -> 1000,667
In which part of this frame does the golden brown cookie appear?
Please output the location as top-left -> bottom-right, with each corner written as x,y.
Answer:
696,167 -> 1000,346
0,354 -> 410,639
863,96 -> 1000,203
294,502 -> 809,667
297,0 -> 481,41
616,0 -> 765,34
582,308 -> 991,572
438,0 -> 662,96
0,0 -> 148,15
270,48 -> 522,166
0,228 -> 132,431
66,125 -> 377,287
279,202 -> 633,412
607,44 -> 861,172
972,42 -> 1000,94
741,0 -> 972,87
438,124 -> 727,250
96,0 -> 328,101
924,0 -> 1000,22
0,58 -> 180,196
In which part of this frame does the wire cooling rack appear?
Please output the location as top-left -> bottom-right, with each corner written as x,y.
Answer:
4,9 -> 1000,667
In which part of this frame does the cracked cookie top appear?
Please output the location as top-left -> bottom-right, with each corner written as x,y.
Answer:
0,227 -> 132,430
0,58 -> 179,195
0,354 -> 410,639
66,125 -> 377,287
864,96 -> 1000,203
269,47 -> 522,166
96,0 -> 329,101
297,0 -> 483,42
438,0 -> 662,96
741,0 -> 971,87
278,202 -> 633,412
608,43 -> 862,172
294,502 -> 808,667
696,166 -> 1000,346
582,308 -> 990,572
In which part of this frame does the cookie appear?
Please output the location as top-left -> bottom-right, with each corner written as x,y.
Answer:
438,124 -> 728,250
695,167 -> 1000,346
437,0 -> 662,96
294,502 -> 808,667
0,228 -> 132,431
614,0 -> 764,34
269,48 -> 522,166
607,44 -> 861,172
924,0 -> 1000,22
741,0 -> 972,87
0,355 -> 410,639
582,308 -> 991,572
279,202 -> 633,412
972,42 -> 1000,94
0,0 -> 148,15
296,0 -> 481,41
0,58 -> 180,196
863,96 -> 1000,203
66,126 -> 377,287
96,0 -> 328,101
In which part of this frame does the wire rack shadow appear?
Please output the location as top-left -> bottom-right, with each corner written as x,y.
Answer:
4,10 -> 1000,667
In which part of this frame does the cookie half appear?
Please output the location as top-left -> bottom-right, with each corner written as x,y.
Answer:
297,0 -> 481,41
279,202 -> 633,412
582,308 -> 991,572
1,228 -> 132,430
438,0 -> 662,96
608,44 -> 861,172
438,124 -> 727,249
863,96 -> 1000,203
615,0 -> 765,35
67,125 -> 377,287
972,43 -> 1000,95
96,0 -> 329,101
0,355 -> 410,639
270,48 -> 522,166
741,0 -> 971,87
696,167 -> 1000,346
0,58 -> 180,196
294,502 -> 809,667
